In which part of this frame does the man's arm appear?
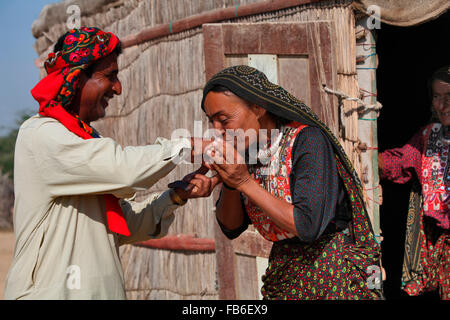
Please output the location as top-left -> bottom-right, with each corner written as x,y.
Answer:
117,190 -> 181,245
31,120 -> 192,199
118,166 -> 221,245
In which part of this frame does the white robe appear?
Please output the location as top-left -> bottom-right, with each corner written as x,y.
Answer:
4,115 -> 191,299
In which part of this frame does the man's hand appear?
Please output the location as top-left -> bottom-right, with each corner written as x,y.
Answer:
168,165 -> 222,201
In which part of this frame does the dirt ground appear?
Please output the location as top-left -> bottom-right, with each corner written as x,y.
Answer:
0,231 -> 14,299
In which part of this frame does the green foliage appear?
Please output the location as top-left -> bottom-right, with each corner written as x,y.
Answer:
0,112 -> 33,179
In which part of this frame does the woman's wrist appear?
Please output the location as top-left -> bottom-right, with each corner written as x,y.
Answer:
222,174 -> 253,193
235,175 -> 253,193
223,182 -> 237,191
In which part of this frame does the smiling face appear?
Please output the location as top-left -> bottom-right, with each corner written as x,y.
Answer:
72,53 -> 122,124
432,80 -> 450,126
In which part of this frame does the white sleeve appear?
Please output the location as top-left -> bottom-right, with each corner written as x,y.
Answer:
118,190 -> 182,245
31,121 -> 191,199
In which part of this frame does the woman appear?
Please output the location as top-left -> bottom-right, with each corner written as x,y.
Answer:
379,66 -> 449,299
202,65 -> 382,300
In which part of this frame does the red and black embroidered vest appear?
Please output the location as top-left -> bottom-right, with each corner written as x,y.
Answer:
243,122 -> 307,241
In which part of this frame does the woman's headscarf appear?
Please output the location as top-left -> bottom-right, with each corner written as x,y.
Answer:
30,27 -> 129,237
201,65 -> 379,249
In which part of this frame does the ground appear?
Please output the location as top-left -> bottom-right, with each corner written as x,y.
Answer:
0,231 -> 14,299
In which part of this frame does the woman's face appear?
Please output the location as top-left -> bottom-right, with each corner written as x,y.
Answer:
203,91 -> 262,149
432,80 -> 450,126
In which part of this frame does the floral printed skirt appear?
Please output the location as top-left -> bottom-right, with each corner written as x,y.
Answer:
261,232 -> 382,300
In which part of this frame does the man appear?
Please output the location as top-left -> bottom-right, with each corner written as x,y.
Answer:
4,27 -> 218,299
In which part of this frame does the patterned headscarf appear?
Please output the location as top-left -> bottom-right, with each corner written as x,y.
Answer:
31,27 -> 130,237
201,65 -> 380,249
31,27 -> 120,139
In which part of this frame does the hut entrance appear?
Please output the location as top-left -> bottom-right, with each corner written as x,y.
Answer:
376,10 -> 450,299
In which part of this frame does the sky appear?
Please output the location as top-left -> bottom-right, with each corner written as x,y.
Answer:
0,0 -> 59,135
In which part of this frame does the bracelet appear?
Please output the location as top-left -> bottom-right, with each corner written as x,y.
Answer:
169,188 -> 187,206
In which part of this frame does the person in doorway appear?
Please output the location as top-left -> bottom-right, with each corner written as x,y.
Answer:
378,65 -> 450,299
201,65 -> 382,300
4,27 -> 218,299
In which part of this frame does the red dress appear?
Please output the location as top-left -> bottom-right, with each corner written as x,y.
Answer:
381,123 -> 449,229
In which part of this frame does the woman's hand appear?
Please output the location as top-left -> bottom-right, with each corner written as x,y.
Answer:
168,165 -> 221,200
206,138 -> 252,190
208,138 -> 298,236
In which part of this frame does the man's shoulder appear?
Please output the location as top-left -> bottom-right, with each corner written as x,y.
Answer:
16,115 -> 79,152
19,115 -> 73,139
19,114 -> 59,131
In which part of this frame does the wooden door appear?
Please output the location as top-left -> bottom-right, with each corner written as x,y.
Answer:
203,21 -> 339,299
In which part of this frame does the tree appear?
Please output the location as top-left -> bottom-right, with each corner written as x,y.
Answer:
0,111 -> 32,179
